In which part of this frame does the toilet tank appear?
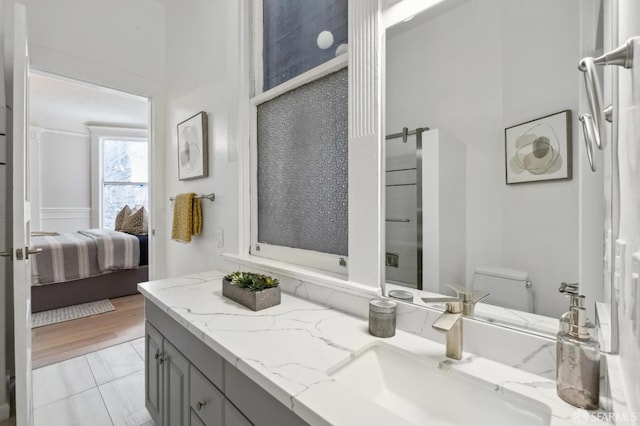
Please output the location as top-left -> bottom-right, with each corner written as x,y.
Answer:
472,267 -> 533,313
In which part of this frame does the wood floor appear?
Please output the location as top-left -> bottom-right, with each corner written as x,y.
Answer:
31,294 -> 145,369
0,418 -> 15,426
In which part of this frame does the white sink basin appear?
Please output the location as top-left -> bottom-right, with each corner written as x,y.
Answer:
328,343 -> 552,426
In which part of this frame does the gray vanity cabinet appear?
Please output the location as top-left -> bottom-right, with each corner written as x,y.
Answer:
145,300 -> 310,426
144,323 -> 163,423
163,340 -> 191,426
191,410 -> 207,426
223,401 -> 252,426
189,366 -> 224,425
145,323 -> 193,426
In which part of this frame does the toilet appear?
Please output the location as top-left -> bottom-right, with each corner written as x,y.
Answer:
472,266 -> 534,313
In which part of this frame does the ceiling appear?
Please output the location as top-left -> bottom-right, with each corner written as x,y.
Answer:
29,72 -> 149,134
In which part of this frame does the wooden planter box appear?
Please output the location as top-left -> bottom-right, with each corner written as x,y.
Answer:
222,278 -> 281,311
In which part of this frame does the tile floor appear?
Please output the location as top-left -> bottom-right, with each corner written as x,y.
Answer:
33,337 -> 154,426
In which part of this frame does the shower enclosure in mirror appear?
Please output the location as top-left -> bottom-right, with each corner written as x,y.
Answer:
382,0 -> 612,339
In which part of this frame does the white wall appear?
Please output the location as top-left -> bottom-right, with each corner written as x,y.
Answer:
21,0 -> 164,91
35,130 -> 91,232
500,0 -> 581,319
20,0 -> 167,278
386,0 -> 581,317
616,0 -> 640,420
163,0 -> 241,277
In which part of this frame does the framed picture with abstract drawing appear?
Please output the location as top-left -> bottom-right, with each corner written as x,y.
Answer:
505,110 -> 572,184
177,111 -> 208,180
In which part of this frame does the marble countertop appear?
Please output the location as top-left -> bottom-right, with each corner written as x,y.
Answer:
138,270 -> 609,426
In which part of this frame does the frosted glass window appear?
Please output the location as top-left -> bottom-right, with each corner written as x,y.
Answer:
257,68 -> 348,256
102,138 -> 148,229
263,0 -> 348,91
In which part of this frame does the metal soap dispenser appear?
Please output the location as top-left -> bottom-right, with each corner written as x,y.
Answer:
556,304 -> 600,409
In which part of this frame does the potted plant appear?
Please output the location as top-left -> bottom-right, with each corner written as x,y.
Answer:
222,272 -> 281,311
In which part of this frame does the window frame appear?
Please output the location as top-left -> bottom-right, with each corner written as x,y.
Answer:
88,126 -> 148,228
248,1 -> 350,275
237,0 -> 384,289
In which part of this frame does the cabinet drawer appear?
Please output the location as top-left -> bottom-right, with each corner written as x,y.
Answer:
225,361 -> 308,426
190,366 -> 224,426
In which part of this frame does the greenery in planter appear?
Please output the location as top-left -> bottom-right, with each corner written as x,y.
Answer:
224,271 -> 279,292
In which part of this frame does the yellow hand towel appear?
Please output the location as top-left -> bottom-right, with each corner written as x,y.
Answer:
192,197 -> 202,236
171,193 -> 203,243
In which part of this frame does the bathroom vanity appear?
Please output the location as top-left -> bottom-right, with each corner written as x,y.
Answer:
138,270 -> 620,425
144,300 -> 306,426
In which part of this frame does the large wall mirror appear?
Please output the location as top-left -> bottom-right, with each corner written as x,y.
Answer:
381,0 -> 612,339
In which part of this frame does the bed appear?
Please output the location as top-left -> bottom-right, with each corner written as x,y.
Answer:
30,229 -> 149,313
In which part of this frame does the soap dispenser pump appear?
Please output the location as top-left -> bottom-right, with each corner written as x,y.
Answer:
558,282 -> 597,339
556,305 -> 600,409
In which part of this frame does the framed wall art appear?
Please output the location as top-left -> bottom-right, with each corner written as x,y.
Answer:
177,111 -> 208,180
505,110 -> 572,184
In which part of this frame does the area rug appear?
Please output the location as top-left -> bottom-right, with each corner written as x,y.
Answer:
31,299 -> 115,328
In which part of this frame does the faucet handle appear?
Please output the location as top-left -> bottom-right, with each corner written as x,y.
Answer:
559,282 -> 579,295
447,284 -> 489,304
432,312 -> 463,332
421,297 -> 462,313
422,296 -> 459,303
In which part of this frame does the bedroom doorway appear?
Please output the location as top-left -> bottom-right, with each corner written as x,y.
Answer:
28,71 -> 152,368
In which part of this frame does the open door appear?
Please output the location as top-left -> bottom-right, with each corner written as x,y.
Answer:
3,2 -> 33,424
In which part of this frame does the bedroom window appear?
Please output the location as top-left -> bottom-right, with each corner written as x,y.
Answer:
102,138 -> 148,229
89,126 -> 149,229
250,0 -> 349,274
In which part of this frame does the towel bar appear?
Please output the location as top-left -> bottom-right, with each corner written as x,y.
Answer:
578,36 -> 638,172
169,193 -> 215,202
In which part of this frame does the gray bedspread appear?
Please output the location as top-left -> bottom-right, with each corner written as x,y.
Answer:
77,229 -> 140,272
31,230 -> 140,286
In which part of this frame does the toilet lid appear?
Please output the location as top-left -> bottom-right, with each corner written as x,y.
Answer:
475,266 -> 529,281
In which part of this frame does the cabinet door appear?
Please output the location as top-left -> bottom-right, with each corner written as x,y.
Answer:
191,410 -> 207,426
225,400 -> 252,426
145,322 -> 163,425
163,340 -> 190,426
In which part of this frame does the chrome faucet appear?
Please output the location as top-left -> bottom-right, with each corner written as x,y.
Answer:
447,284 -> 490,318
421,297 -> 463,360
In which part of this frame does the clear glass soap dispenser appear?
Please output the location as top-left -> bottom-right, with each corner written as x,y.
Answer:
556,306 -> 600,410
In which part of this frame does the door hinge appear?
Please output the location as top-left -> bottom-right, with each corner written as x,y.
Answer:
15,248 -> 24,261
